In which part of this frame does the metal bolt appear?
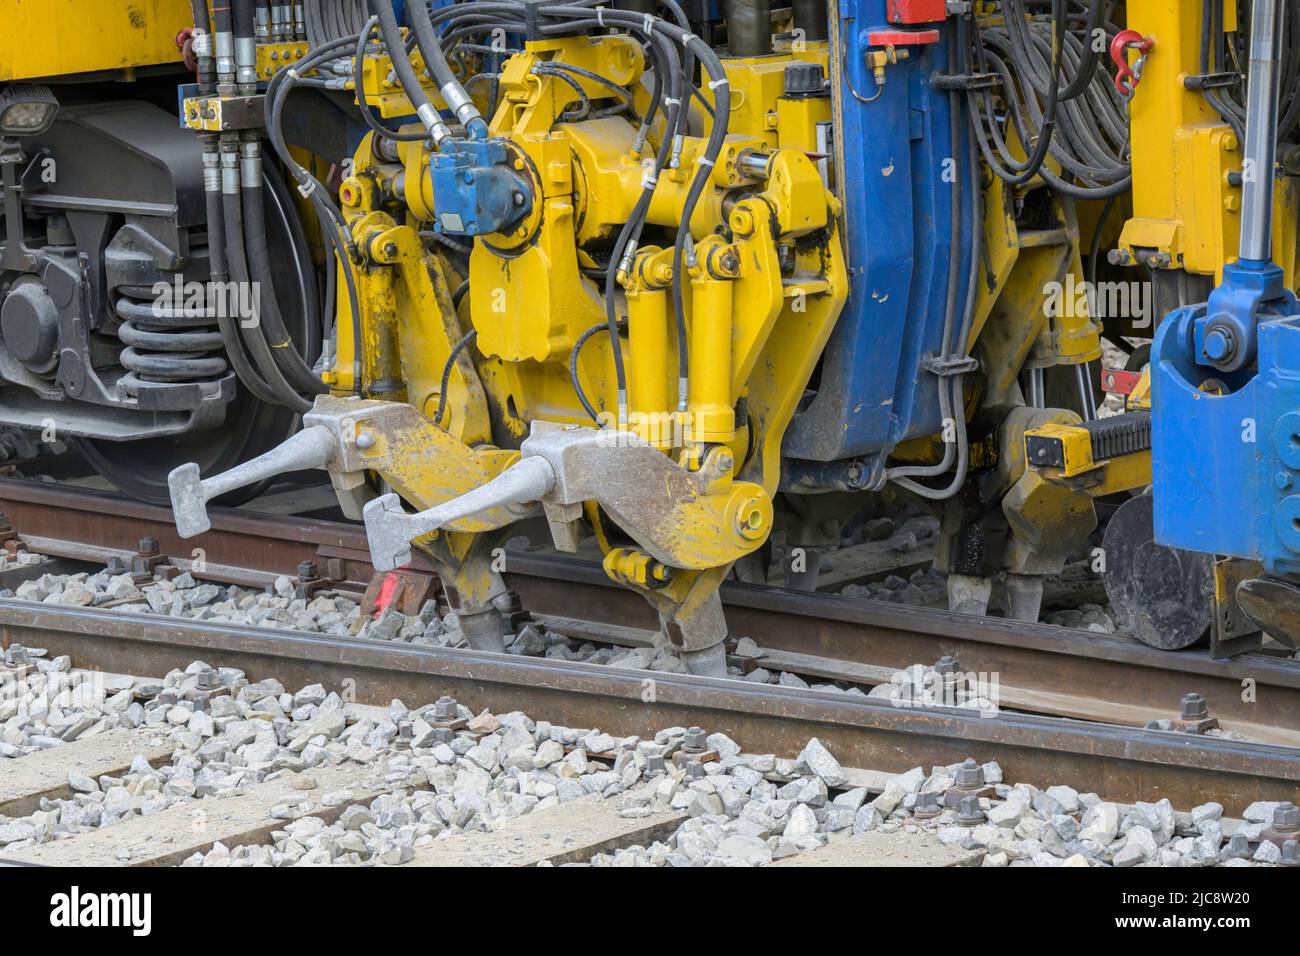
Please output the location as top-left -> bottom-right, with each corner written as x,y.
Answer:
955,757 -> 984,790
934,655 -> 959,676
1274,802 -> 1300,832
685,761 -> 706,781
4,644 -> 29,665
1282,840 -> 1300,866
196,667 -> 219,690
138,536 -> 160,555
106,556 -> 126,574
297,560 -> 320,582
1203,328 -> 1234,363
683,726 -> 707,753
433,695 -> 457,720
956,794 -> 985,826
1225,833 -> 1252,859
644,753 -> 666,776
1180,692 -> 1209,721
914,791 -> 941,818
396,721 -> 413,749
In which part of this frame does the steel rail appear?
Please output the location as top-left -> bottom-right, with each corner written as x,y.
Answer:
0,477 -> 1297,743
0,599 -> 1297,811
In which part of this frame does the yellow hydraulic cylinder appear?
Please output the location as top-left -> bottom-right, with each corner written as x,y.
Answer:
687,263 -> 737,445
626,284 -> 673,448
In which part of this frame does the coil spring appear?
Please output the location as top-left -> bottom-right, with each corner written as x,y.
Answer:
113,280 -> 229,385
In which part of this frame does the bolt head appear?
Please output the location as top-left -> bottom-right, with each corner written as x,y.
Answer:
934,656 -> 959,676
1203,327 -> 1234,363
1275,803 -> 1300,830
197,667 -> 218,690
1180,692 -> 1209,720
683,726 -> 707,751
956,794 -> 985,824
1283,840 -> 1300,865
915,791 -> 939,814
956,757 -> 984,789
433,696 -> 457,720
297,559 -> 319,581
139,536 -> 160,555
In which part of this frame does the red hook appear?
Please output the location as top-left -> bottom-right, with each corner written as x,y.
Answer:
1110,29 -> 1154,97
175,27 -> 198,74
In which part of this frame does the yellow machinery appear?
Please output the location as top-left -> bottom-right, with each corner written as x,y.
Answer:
4,0 -> 1297,666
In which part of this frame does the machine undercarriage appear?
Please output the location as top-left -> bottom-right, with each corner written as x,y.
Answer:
2,0 -> 1299,673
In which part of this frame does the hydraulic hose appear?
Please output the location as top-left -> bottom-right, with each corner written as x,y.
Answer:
203,140 -> 280,405
220,145 -> 314,414
369,0 -> 453,145
240,153 -> 328,395
406,0 -> 490,139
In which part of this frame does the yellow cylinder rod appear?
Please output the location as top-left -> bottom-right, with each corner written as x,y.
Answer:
625,284 -> 673,448
687,271 -> 735,444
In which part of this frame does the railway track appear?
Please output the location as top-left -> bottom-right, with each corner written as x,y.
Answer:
0,476 -> 1297,817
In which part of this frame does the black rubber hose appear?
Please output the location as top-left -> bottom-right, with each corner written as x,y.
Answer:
233,0 -> 255,38
213,0 -> 232,34
355,17 -> 429,142
191,0 -> 212,31
570,321 -> 613,422
205,175 -> 281,404
241,176 -> 328,394
405,0 -> 487,138
262,32 -> 365,388
370,0 -> 445,141
433,328 -> 477,427
222,186 -> 314,413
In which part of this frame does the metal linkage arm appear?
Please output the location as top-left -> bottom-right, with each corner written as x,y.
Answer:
363,456 -> 557,571
168,425 -> 337,538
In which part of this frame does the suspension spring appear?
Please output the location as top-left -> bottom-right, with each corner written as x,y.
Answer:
113,279 -> 229,387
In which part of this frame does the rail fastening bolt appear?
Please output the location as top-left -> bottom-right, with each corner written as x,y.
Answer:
1283,840 -> 1300,866
433,695 -> 457,720
196,667 -> 219,690
914,791 -> 941,818
1225,833 -> 1252,859
956,794 -> 985,826
1180,692 -> 1209,721
1274,803 -> 1300,832
138,536 -> 160,555
297,560 -> 320,582
683,726 -> 707,753
955,757 -> 984,790
934,655 -> 959,677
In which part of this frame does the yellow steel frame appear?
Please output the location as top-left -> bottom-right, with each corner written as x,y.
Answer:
1,0 -> 190,81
